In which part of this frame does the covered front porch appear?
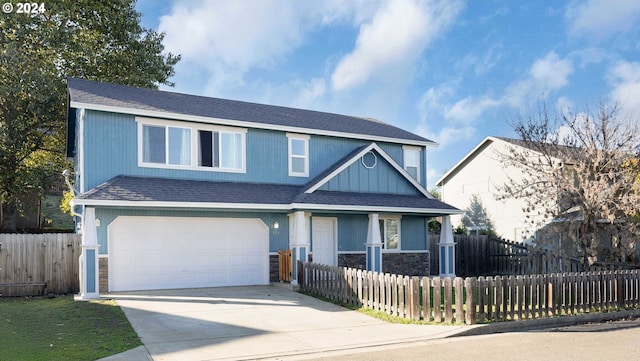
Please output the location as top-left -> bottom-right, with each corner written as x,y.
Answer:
287,210 -> 459,285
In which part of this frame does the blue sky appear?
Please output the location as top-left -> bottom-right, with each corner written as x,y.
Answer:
135,0 -> 640,189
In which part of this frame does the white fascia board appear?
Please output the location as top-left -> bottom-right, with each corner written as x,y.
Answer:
72,198 -> 462,215
292,203 -> 463,215
69,101 -> 436,147
435,136 -> 498,187
305,142 -> 431,198
72,199 -> 291,210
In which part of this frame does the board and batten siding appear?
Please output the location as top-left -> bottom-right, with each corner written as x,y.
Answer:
322,214 -> 429,252
94,208 -> 290,255
318,153 -> 420,195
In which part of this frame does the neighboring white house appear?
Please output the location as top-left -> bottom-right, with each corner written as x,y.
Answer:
436,136 -> 556,243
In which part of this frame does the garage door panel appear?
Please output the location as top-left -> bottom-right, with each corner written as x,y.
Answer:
108,217 -> 269,292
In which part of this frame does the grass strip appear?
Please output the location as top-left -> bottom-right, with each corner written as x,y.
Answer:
0,295 -> 141,361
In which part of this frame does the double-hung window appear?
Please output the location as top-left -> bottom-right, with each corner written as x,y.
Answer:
288,133 -> 309,177
138,118 -> 245,172
379,217 -> 400,251
403,146 -> 421,182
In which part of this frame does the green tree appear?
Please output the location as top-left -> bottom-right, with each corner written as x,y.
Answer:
461,195 -> 497,236
0,0 -> 180,231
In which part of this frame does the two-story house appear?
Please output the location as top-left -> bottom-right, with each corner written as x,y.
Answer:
66,78 -> 460,299
436,136 -> 556,242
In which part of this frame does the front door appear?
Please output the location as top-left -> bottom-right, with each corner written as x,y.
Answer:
312,217 -> 337,266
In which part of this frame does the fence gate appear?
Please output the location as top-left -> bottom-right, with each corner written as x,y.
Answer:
278,249 -> 293,282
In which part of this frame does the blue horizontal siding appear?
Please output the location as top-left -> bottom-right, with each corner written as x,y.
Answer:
94,208 -> 289,255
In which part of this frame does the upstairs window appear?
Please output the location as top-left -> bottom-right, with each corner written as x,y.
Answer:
288,133 -> 309,177
138,118 -> 245,172
198,130 -> 243,170
142,125 -> 191,166
403,146 -> 421,182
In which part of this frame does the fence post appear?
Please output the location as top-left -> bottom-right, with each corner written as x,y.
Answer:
477,276 -> 486,323
433,277 -> 442,322
410,276 -> 420,321
444,277 -> 453,323
422,276 -> 431,322
454,277 -> 464,324
465,277 -> 476,325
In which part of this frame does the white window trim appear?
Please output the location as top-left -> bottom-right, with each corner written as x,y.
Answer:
402,145 -> 421,183
379,215 -> 401,252
136,117 -> 247,173
287,133 -> 309,177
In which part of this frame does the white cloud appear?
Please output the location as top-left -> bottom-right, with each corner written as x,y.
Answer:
529,52 -> 574,89
160,2 -> 303,68
445,96 -> 500,124
565,0 -> 640,41
414,123 -> 475,148
158,1 -> 366,95
428,52 -> 573,126
501,52 -> 574,108
290,78 -> 328,108
417,81 -> 457,122
608,60 -> 640,117
331,0 -> 463,91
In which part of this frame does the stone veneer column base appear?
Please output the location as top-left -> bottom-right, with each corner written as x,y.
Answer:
337,252 -> 430,277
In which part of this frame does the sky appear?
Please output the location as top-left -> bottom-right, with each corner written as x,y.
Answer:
134,0 -> 640,189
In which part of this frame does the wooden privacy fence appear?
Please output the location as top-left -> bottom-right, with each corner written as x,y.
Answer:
278,249 -> 293,282
299,261 -> 640,325
429,235 -> 584,277
0,233 -> 80,297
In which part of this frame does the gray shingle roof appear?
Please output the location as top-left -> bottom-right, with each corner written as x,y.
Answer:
295,190 -> 456,210
79,176 -> 298,205
78,175 -> 459,214
67,78 -> 435,145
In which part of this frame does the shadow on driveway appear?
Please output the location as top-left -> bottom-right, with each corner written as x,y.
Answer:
107,285 -> 467,361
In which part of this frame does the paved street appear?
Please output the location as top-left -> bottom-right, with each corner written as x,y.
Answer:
293,319 -> 640,361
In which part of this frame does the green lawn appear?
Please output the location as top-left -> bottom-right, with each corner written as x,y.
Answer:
0,295 -> 141,361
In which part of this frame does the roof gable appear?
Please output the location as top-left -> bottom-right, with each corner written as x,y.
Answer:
318,149 -> 420,195
303,143 -> 431,198
436,136 -> 572,186
67,78 -> 436,147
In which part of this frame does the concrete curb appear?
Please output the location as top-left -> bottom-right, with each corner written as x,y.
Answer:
452,308 -> 640,337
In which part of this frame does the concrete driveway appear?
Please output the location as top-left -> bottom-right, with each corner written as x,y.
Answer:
101,285 -> 467,361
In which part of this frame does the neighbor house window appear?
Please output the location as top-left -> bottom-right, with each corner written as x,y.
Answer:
379,217 -> 400,251
403,146 -> 421,182
138,117 -> 245,172
288,133 -> 309,177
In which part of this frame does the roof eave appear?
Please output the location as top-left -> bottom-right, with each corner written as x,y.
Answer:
69,101 -> 437,147
73,198 -> 461,215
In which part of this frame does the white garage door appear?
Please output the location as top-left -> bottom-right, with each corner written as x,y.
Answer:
108,216 -> 269,292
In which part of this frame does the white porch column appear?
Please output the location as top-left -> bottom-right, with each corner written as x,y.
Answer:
439,215 -> 456,278
79,207 -> 100,299
290,211 -> 309,285
366,213 -> 383,273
